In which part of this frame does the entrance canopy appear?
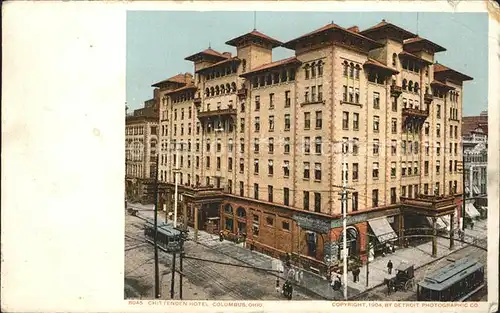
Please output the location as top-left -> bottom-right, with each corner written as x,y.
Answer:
368,217 -> 397,244
465,203 -> 480,219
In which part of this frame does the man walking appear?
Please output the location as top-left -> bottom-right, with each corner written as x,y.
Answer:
387,260 -> 393,275
352,267 -> 360,282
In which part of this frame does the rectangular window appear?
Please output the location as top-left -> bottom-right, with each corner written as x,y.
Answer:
353,138 -> 359,155
285,91 -> 291,107
402,162 -> 407,176
304,87 -> 309,103
392,97 -> 397,112
254,184 -> 259,199
304,137 -> 311,153
284,137 -> 290,154
311,86 -> 316,102
437,142 -> 441,155
268,185 -> 273,202
268,137 -> 274,153
373,92 -> 380,109
304,112 -> 311,130
314,192 -> 321,212
414,161 -> 418,175
228,157 -> 233,171
283,160 -> 290,177
343,112 -> 349,130
239,158 -> 244,173
373,139 -> 379,155
391,118 -> 397,134
352,192 -> 359,211
240,118 -> 245,133
315,136 -> 322,154
424,122 -> 430,136
284,188 -> 290,206
269,93 -> 275,109
355,88 -> 360,103
255,96 -> 260,111
436,160 -> 440,174
391,187 -> 397,204
373,116 -> 380,132
254,138 -> 259,153
254,117 -> 260,132
269,115 -> 275,131
314,163 -> 322,181
372,189 -> 379,207
282,221 -> 290,230
240,138 -> 245,153
391,162 -> 396,177
284,114 -> 291,130
437,104 -> 441,119
206,156 -> 210,168
424,161 -> 429,175
343,85 -> 347,102
349,86 -> 354,103
318,85 -> 323,101
342,137 -> 349,153
353,163 -> 359,181
303,162 -> 310,179
315,111 -> 322,129
372,162 -> 379,179
268,159 -> 274,175
437,124 -> 441,137
391,140 -> 397,155
353,113 -> 359,130
216,157 -> 221,170
303,191 -> 310,210
254,159 -> 259,174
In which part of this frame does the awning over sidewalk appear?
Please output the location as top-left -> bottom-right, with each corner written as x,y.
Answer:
440,215 -> 459,231
426,217 -> 447,230
368,217 -> 397,243
465,186 -> 470,194
465,203 -> 480,219
473,185 -> 480,194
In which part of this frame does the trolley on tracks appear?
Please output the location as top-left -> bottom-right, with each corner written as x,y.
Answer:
143,218 -> 185,252
417,257 -> 485,301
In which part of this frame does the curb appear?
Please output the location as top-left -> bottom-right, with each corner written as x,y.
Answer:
348,240 -> 476,300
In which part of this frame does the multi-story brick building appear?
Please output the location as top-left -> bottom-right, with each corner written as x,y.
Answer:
155,20 -> 473,276
125,91 -> 160,203
462,111 -> 488,217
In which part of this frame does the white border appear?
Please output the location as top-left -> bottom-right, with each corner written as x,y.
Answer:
1,1 -> 498,312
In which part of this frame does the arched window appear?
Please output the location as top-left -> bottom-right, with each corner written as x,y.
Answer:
210,87 -> 215,97
220,84 -> 225,94
205,88 -> 209,97
215,71 -> 220,78
355,65 -> 361,79
311,62 -> 316,78
266,74 -> 272,85
215,85 -> 220,95
402,79 -> 407,90
226,83 -> 231,92
224,204 -> 233,214
231,82 -> 237,92
304,64 -> 310,79
281,70 -> 288,82
408,80 -> 413,91
242,59 -> 247,73
414,83 -> 420,93
349,62 -> 355,77
237,207 -> 246,218
343,61 -> 348,76
392,53 -> 397,66
317,60 -> 323,77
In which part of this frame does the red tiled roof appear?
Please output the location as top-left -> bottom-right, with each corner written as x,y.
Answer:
151,73 -> 192,87
347,26 -> 359,33
463,115 -> 488,136
404,36 -> 446,53
433,63 -> 473,81
364,58 -> 399,74
283,22 -> 383,50
226,30 -> 282,48
430,80 -> 455,90
196,57 -> 241,73
240,57 -> 301,76
164,84 -> 198,95
360,19 -> 416,40
185,48 -> 229,62
399,50 -> 433,65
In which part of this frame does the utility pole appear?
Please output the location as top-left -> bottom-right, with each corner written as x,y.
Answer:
153,154 -> 160,299
179,251 -> 184,299
341,140 -> 348,300
170,253 -> 177,299
365,233 -> 369,288
461,142 -> 466,231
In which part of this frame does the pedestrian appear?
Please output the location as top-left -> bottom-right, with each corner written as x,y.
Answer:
387,260 -> 393,275
353,267 -> 360,282
471,221 -> 474,230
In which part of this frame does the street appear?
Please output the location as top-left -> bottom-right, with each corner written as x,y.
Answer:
125,213 -> 313,300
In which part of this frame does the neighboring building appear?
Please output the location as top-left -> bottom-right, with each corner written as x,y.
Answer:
462,111 -> 488,214
156,20 -> 473,276
125,91 -> 160,203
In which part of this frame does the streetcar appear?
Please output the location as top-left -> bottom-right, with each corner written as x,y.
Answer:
417,257 -> 485,301
143,218 -> 185,252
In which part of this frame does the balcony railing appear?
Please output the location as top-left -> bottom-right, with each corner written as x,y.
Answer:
390,85 -> 402,97
237,88 -> 247,98
424,93 -> 433,104
193,97 -> 201,105
197,108 -> 237,119
400,194 -> 457,212
402,107 -> 429,118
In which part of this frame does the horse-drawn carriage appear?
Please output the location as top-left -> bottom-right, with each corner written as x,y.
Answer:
385,262 -> 416,293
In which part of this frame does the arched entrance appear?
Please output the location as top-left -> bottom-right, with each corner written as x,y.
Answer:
337,226 -> 360,258
223,204 -> 234,232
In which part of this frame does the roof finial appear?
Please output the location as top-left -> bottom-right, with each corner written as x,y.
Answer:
253,11 -> 257,30
331,20 -> 334,24
209,41 -> 211,49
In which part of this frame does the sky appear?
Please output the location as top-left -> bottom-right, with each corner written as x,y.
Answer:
126,11 -> 488,116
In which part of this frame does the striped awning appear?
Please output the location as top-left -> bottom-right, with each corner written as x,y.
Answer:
473,185 -> 480,194
368,217 -> 398,243
465,203 -> 480,219
426,217 -> 447,230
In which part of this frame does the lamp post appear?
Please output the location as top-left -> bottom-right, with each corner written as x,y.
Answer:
341,140 -> 348,300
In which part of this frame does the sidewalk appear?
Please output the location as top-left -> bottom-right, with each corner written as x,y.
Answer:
185,218 -> 487,300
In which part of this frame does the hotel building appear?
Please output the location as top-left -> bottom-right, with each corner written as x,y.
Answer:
153,20 -> 473,275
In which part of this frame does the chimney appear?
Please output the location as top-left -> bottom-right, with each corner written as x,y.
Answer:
222,52 -> 232,58
347,26 -> 359,33
184,72 -> 193,83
